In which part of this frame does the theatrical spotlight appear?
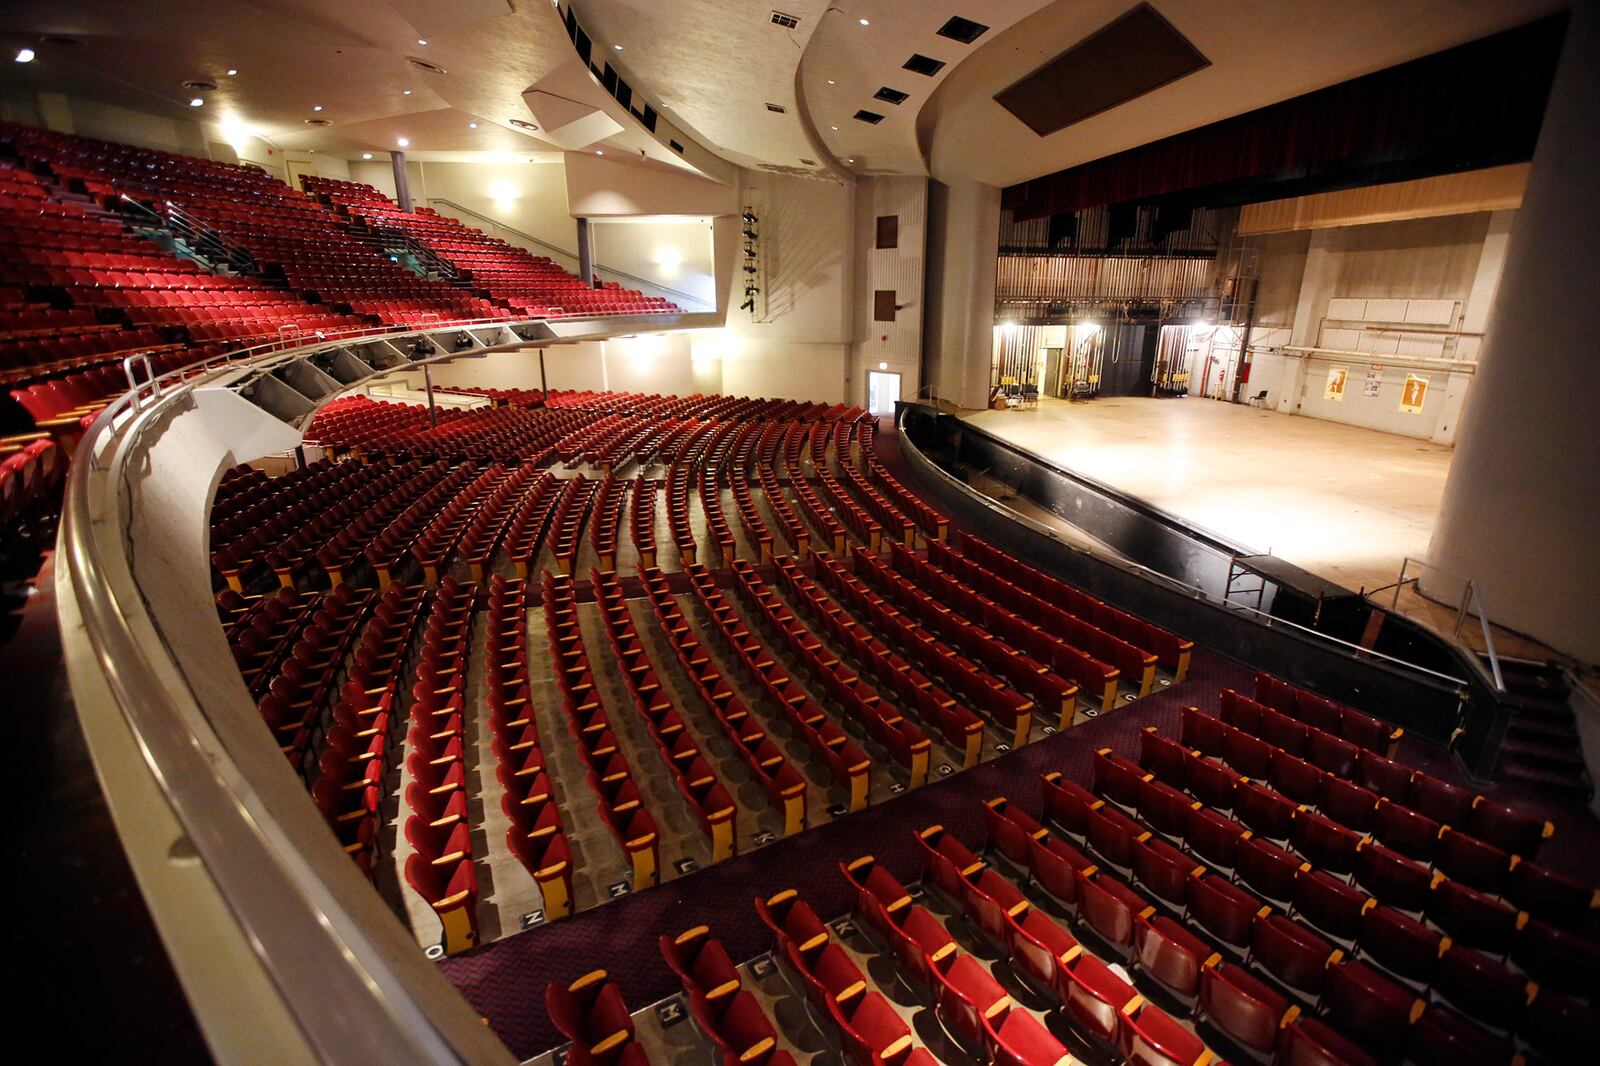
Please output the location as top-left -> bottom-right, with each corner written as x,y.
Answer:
741,210 -> 758,223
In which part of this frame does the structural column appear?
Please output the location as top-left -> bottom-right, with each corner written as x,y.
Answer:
390,150 -> 412,212
923,179 -> 1001,409
576,217 -> 595,287
1425,0 -> 1600,662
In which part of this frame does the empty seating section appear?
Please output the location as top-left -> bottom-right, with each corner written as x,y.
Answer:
304,175 -> 680,318
543,571 -> 662,888
198,384 -> 1600,1066
592,567 -> 737,861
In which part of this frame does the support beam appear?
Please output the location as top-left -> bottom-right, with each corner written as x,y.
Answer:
576,217 -> 595,287
391,151 -> 412,212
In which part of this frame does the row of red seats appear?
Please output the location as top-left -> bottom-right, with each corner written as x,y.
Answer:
401,579 -> 483,954
458,467 -> 552,582
679,563 -> 866,818
661,926 -> 790,1066
754,462 -> 810,558
629,474 -> 658,569
756,887 -> 944,1066
1056,740 -> 1595,1063
542,572 -> 660,888
853,547 -> 1077,724
665,463 -> 697,566
731,557 -> 933,787
860,448 -> 949,542
639,565 -> 812,833
410,464 -> 511,583
305,582 -> 428,877
592,567 -> 737,862
363,464 -> 483,588
504,474 -> 568,578
548,476 -> 599,576
256,585 -> 375,768
895,542 -> 1140,705
544,970 -> 649,1066
486,575 -> 575,920
729,466 -> 775,563
811,549 -> 1040,747
588,476 -> 629,572
772,553 -> 986,768
783,454 -> 848,556
697,467 -> 737,566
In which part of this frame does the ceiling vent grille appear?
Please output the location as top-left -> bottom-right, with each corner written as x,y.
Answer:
408,57 -> 447,74
937,16 -> 990,44
303,118 -> 331,126
771,11 -> 800,29
765,102 -> 788,113
853,109 -> 885,124
509,118 -> 540,132
903,53 -> 947,77
873,87 -> 909,105
182,79 -> 218,92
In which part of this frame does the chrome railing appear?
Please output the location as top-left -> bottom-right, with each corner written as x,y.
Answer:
1371,556 -> 1507,692
57,319 -> 566,1064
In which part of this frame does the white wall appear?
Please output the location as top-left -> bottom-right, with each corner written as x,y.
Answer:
405,336 -> 696,397
1244,211 -> 1510,442
591,219 -> 717,307
417,160 -> 576,255
852,175 -> 928,412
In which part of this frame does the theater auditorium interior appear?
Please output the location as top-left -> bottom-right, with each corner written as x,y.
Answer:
4,1 -> 1598,1064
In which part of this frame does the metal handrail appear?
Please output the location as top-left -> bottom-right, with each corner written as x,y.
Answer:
426,197 -> 714,310
1381,556 -> 1507,692
58,319 -> 558,1063
895,405 -> 1472,692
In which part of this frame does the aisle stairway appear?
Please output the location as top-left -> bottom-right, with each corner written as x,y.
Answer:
1492,658 -> 1591,804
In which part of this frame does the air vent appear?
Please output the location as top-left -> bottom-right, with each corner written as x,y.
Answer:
903,53 -> 946,77
303,118 -> 331,126
873,87 -> 909,105
853,109 -> 884,124
669,140 -> 685,153
799,158 -> 816,166
182,79 -> 218,92
937,16 -> 990,44
765,102 -> 787,114
509,118 -> 540,132
771,11 -> 799,29
407,57 -> 447,74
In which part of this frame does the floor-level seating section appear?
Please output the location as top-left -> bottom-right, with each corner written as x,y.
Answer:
810,550 -> 1039,750
732,557 -> 933,789
678,563 -> 864,821
487,575 -> 576,920
953,534 -> 1194,683
772,552 -> 986,769
660,925 -> 793,1066
851,547 -> 1065,728
304,175 -> 681,318
894,542 -> 1134,709
630,474 -> 659,569
548,476 -> 599,577
543,571 -> 662,889
401,578 -> 482,954
459,467 -> 553,581
0,435 -> 63,558
592,567 -> 737,862
1043,705 -> 1600,1062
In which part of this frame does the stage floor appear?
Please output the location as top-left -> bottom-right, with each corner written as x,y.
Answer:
963,396 -> 1456,595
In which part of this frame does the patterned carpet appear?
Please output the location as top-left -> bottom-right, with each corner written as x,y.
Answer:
440,416 -> 1600,1059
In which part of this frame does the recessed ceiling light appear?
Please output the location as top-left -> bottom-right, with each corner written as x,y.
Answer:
313,105 -> 323,111
596,150 -> 604,155
613,44 -> 623,51
859,18 -> 870,26
847,158 -> 854,163
827,80 -> 835,85
402,89 -> 412,95
468,122 -> 477,128
830,125 -> 838,130
362,152 -> 372,159
14,48 -> 34,64
417,39 -> 428,45
189,98 -> 204,107
397,137 -> 409,147
226,68 -> 237,76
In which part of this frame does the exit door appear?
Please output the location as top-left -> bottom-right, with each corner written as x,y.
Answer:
867,371 -> 901,415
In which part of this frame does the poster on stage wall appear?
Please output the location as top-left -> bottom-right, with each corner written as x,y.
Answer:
1364,366 -> 1383,397
1324,365 -> 1348,402
1399,374 -> 1429,414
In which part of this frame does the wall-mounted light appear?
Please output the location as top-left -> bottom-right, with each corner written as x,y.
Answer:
189,98 -> 204,107
14,48 -> 34,63
226,68 -> 237,76
397,136 -> 409,147
361,152 -> 373,159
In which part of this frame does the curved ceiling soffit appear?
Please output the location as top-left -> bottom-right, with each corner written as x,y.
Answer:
791,50 -> 855,186
914,0 -> 1567,191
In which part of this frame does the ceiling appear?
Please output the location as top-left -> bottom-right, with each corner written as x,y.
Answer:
0,0 -> 1571,191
